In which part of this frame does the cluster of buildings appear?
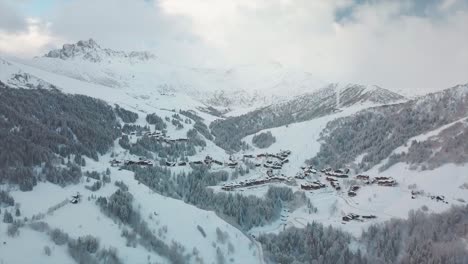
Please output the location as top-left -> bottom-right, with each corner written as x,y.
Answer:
411,190 -> 448,204
322,168 -> 350,178
143,130 -> 188,143
189,155 -> 224,167
165,161 -> 187,167
221,174 -> 294,191
110,158 -> 154,167
347,185 -> 360,197
244,150 -> 292,170
296,165 -> 317,179
325,177 -> 341,190
342,213 -> 377,222
300,181 -> 326,190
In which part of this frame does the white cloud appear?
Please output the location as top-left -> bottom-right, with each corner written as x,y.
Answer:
159,0 -> 468,94
0,0 -> 466,94
0,18 -> 62,58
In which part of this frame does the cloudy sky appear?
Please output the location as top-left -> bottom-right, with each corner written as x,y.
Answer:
0,0 -> 467,94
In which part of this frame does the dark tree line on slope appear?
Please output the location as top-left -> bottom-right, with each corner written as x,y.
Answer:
308,86 -> 468,172
119,134 -> 197,160
0,83 -> 121,190
381,120 -> 468,171
146,113 -> 167,130
28,222 -> 123,264
259,222 -> 367,264
209,87 -> 341,151
361,205 -> 468,264
129,165 -> 310,230
252,131 -> 276,149
114,104 -> 138,123
259,205 -> 468,264
96,189 -> 188,264
179,110 -> 213,140
0,190 -> 15,206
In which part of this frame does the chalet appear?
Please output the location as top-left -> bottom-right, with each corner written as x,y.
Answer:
204,155 -> 213,164
350,185 -> 360,192
377,179 -> 397,187
257,154 -> 267,158
124,160 -> 136,166
295,172 -> 306,179
178,161 -> 187,166
362,215 -> 377,219
331,182 -> 341,191
325,176 -> 337,182
342,213 -> 359,222
243,154 -> 254,158
136,160 -> 153,166
431,195 -> 447,203
301,181 -> 325,190
281,159 -> 289,164
348,191 -> 357,197
325,171 -> 349,178
110,159 -> 122,167
190,161 -> 204,165
273,161 -> 282,166
212,160 -> 223,166
227,161 -> 238,168
255,163 -> 261,167
356,175 -> 370,181
70,192 -> 81,204
165,161 -> 177,167
374,176 -> 391,181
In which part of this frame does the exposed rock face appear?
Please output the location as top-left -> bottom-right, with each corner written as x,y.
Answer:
45,39 -> 156,63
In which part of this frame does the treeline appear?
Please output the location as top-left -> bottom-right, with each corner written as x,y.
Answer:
130,165 -> 308,230
252,131 -> 276,148
259,222 -> 366,264
27,222 -> 123,264
179,110 -> 213,140
114,104 -> 138,123
382,120 -> 468,171
361,205 -> 468,264
119,134 -> 197,160
96,189 -> 188,264
146,113 -> 167,130
0,82 -> 121,190
258,205 -> 468,264
209,86 -> 340,151
308,85 -> 468,172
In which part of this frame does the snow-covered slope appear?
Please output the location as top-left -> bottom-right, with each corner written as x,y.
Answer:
9,39 -> 329,109
210,83 -> 405,151
1,38 -> 467,264
2,164 -> 260,264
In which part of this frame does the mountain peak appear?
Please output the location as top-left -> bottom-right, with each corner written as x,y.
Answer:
44,39 -> 156,63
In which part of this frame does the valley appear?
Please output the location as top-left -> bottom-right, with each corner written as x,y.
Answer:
0,40 -> 467,264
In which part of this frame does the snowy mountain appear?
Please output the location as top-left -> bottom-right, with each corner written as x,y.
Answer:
14,39 -> 331,109
0,39 -> 467,264
210,83 -> 405,151
44,38 -> 157,63
308,84 -> 468,172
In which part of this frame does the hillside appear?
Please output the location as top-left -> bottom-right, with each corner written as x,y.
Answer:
210,83 -> 405,151
0,39 -> 467,264
308,84 -> 468,172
